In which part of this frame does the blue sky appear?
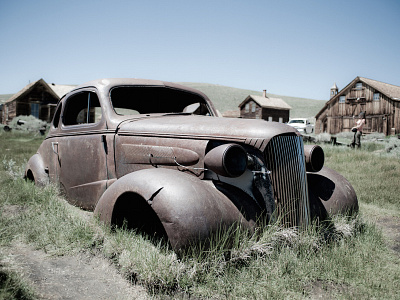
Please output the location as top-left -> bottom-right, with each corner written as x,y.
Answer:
1,0 -> 399,100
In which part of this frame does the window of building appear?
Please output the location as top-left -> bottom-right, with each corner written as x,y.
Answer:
268,116 -> 273,122
279,117 -> 283,123
251,102 -> 256,112
339,96 -> 345,103
30,103 -> 40,118
245,103 -> 249,113
355,82 -> 363,90
373,93 -> 380,101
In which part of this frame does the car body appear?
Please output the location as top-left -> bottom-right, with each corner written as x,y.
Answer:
287,118 -> 314,134
25,79 -> 358,251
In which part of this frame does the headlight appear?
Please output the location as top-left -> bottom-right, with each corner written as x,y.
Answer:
204,144 -> 248,177
304,145 -> 324,172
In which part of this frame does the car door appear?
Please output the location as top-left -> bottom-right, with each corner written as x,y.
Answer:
57,89 -> 108,210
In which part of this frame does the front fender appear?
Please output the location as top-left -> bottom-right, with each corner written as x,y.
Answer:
94,168 -> 257,250
25,154 -> 48,186
307,167 -> 358,219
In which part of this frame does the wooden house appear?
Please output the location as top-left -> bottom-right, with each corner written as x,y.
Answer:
315,77 -> 400,135
239,90 -> 291,122
1,79 -> 75,125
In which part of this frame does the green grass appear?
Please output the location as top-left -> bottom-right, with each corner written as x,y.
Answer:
322,143 -> 400,211
1,131 -> 400,299
0,268 -> 36,300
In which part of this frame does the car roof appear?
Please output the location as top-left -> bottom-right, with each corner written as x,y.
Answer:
71,78 -> 208,97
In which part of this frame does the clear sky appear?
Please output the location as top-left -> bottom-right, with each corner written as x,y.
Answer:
1,0 -> 399,100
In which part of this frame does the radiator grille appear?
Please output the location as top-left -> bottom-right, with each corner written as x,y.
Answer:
264,135 -> 310,228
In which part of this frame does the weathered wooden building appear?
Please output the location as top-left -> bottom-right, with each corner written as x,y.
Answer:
239,90 -> 291,122
315,77 -> 400,135
1,79 -> 75,125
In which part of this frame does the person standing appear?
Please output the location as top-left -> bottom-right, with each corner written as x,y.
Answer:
351,112 -> 366,148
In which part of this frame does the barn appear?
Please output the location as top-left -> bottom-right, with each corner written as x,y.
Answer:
1,79 -> 75,125
315,77 -> 400,135
239,90 -> 291,122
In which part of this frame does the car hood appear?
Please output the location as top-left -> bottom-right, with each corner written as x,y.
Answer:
117,115 -> 298,151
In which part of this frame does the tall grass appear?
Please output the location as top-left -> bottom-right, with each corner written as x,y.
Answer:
322,143 -> 400,211
1,132 -> 400,299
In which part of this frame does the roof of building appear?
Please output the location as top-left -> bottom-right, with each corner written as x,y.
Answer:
48,83 -> 77,98
316,76 -> 400,119
331,82 -> 338,90
239,94 -> 291,110
4,79 -> 76,104
359,77 -> 400,100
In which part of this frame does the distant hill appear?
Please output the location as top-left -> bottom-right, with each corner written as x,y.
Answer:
0,83 -> 327,120
180,82 -> 326,118
179,82 -> 326,119
0,94 -> 13,104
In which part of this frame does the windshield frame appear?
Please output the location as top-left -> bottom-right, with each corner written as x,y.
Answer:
108,85 -> 215,117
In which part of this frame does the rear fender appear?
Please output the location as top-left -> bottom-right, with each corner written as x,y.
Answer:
307,167 -> 358,219
94,168 -> 256,251
25,154 -> 49,186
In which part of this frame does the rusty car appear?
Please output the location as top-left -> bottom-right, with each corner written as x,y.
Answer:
25,78 -> 358,251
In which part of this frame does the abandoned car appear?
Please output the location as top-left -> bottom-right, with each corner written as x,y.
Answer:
25,78 -> 358,251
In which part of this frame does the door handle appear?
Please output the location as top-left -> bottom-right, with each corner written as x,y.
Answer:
51,142 -> 59,155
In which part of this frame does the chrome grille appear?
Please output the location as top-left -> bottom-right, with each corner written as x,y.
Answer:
264,135 -> 310,228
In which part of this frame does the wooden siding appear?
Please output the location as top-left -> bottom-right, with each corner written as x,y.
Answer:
2,83 -> 59,125
239,99 -> 290,122
239,100 -> 262,119
316,80 -> 400,135
261,109 -> 289,123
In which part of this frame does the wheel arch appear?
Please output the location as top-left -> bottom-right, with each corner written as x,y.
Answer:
307,166 -> 359,220
25,154 -> 48,186
94,168 -> 255,251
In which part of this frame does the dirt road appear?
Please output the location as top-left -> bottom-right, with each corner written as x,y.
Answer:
1,242 -> 149,300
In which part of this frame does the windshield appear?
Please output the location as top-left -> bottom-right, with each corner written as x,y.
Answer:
110,86 -> 211,116
289,120 -> 305,124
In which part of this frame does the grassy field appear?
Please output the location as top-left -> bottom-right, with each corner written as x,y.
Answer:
0,131 -> 399,299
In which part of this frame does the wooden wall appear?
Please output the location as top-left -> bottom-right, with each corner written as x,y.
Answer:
316,81 -> 399,135
261,108 -> 289,123
1,84 -> 59,124
240,100 -> 262,119
239,99 -> 290,122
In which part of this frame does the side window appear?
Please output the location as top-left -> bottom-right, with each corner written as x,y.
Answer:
52,103 -> 62,128
62,92 -> 102,126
